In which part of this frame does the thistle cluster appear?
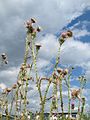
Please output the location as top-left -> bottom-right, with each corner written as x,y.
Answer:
0,18 -> 87,120
25,18 -> 41,38
1,53 -> 8,64
59,30 -> 73,45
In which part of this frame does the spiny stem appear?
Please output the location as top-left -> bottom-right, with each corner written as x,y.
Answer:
67,74 -> 71,117
59,78 -> 64,117
31,38 -> 42,102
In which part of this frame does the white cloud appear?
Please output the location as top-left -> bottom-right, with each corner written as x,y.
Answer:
0,67 -> 19,86
61,40 -> 90,66
39,34 -> 59,60
73,29 -> 90,38
0,0 -> 90,34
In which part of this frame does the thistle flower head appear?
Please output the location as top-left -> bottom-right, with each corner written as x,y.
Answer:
25,20 -> 35,34
61,30 -> 73,38
59,30 -> 73,46
67,30 -> 73,37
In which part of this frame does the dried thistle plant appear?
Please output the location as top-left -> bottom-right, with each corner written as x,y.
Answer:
0,18 -> 87,120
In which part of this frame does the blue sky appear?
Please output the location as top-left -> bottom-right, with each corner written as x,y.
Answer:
0,0 -> 90,112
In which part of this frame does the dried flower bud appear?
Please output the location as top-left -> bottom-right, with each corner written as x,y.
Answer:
27,100 -> 29,105
31,18 -> 37,23
26,64 -> 32,68
57,68 -> 63,74
1,53 -> 8,64
4,60 -> 8,64
71,103 -> 74,110
23,76 -> 27,81
61,30 -> 73,39
36,44 -> 42,50
63,69 -> 68,75
1,53 -> 7,60
71,89 -> 80,100
12,84 -> 17,89
6,88 -> 12,93
27,77 -> 32,81
37,26 -> 42,32
67,30 -> 73,37
25,20 -> 35,33
20,63 -> 26,70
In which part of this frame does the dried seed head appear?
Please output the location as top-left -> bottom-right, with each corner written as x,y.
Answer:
35,44 -> 42,50
71,103 -> 74,109
12,84 -> 17,89
27,100 -> 29,105
71,89 -> 80,99
31,18 -> 37,23
4,60 -> 8,64
57,68 -> 63,74
25,20 -> 35,33
67,30 -> 73,37
26,64 -> 32,68
27,77 -> 32,81
23,76 -> 27,81
1,53 -> 7,60
37,26 -> 42,32
63,69 -> 68,75
6,88 -> 12,93
20,63 -> 26,70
